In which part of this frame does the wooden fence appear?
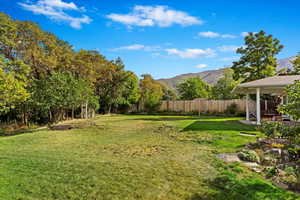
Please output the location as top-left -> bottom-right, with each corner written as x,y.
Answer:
135,99 -> 256,114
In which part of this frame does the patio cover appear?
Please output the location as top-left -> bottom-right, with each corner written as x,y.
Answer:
234,75 -> 300,125
234,75 -> 300,94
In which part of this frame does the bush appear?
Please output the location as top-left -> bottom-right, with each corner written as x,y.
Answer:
238,149 -> 260,163
258,121 -> 300,140
225,103 -> 239,116
258,121 -> 279,138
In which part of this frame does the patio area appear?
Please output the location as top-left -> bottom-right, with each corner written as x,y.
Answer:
234,75 -> 300,125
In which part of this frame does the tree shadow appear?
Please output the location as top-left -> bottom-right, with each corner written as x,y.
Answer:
130,116 -> 228,122
0,127 -> 47,137
187,175 -> 298,200
182,121 -> 255,132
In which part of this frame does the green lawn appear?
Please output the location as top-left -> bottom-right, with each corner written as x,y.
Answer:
0,115 -> 299,200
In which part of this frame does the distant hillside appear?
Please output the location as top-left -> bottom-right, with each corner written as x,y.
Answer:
158,57 -> 296,89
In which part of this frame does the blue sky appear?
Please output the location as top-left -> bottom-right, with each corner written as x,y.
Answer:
1,0 -> 299,79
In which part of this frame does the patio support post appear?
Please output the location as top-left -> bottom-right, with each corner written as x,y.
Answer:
256,88 -> 261,125
246,93 -> 250,121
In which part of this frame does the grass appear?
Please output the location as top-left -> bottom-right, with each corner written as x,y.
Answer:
0,115 -> 299,200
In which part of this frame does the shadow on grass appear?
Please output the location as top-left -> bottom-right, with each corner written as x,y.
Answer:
188,173 -> 298,200
0,127 -> 47,137
130,116 -> 230,122
182,121 -> 255,132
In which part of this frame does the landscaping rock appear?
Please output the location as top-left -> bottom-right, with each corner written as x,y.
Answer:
243,162 -> 260,167
266,148 -> 282,156
216,153 -> 241,163
262,156 -> 277,165
281,150 -> 290,163
251,167 -> 262,173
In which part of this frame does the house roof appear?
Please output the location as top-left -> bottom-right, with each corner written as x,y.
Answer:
234,75 -> 300,94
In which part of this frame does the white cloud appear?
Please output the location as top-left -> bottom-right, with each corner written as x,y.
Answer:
19,0 -> 91,29
220,56 -> 239,61
221,34 -> 236,39
198,31 -> 236,39
198,31 -> 219,38
217,45 -> 240,52
165,48 -> 216,59
241,31 -> 257,37
241,32 -> 249,37
195,64 -> 207,69
112,44 -> 161,51
106,5 -> 203,27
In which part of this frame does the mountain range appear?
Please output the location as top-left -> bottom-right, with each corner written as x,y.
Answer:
157,57 -> 296,89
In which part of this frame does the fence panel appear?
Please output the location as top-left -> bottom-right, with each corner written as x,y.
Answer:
160,99 -> 254,113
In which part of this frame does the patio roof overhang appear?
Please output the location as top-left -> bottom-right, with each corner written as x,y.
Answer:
233,75 -> 300,125
233,75 -> 300,95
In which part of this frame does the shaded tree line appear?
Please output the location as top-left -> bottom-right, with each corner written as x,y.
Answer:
0,12 -> 167,124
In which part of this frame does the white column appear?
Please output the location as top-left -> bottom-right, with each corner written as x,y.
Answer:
246,93 -> 250,121
256,88 -> 261,125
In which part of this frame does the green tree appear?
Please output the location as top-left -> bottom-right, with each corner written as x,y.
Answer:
212,69 -> 239,100
162,87 -> 177,101
288,53 -> 300,75
0,56 -> 30,113
115,71 -> 140,112
139,74 -> 164,112
96,58 -> 132,114
278,80 -> 300,121
30,72 -> 98,123
0,12 -> 17,61
176,77 -> 210,100
232,30 -> 283,82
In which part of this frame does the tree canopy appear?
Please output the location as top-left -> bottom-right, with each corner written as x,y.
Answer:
278,80 -> 300,121
211,69 -> 239,100
139,74 -> 164,112
0,12 -> 140,124
176,77 -> 210,100
232,30 -> 283,83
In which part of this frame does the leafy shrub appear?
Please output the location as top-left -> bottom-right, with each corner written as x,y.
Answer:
258,121 -> 300,140
258,121 -> 279,138
266,167 -> 278,178
238,149 -> 260,163
225,103 -> 239,116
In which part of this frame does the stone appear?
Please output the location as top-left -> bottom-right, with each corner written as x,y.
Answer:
216,153 -> 241,163
243,162 -> 259,167
273,180 -> 289,190
262,156 -> 277,165
281,150 -> 290,163
251,167 -> 262,173
266,148 -> 282,156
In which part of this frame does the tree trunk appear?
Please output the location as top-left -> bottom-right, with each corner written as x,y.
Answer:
49,110 -> 52,122
72,107 -> 75,119
85,100 -> 88,119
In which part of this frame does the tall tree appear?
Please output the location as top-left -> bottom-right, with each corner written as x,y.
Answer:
211,69 -> 239,100
232,30 -> 283,82
0,56 -> 30,113
30,72 -> 98,123
176,77 -> 210,100
139,74 -> 164,112
96,58 -> 131,114
115,71 -> 140,112
289,53 -> 300,75
0,12 -> 17,60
